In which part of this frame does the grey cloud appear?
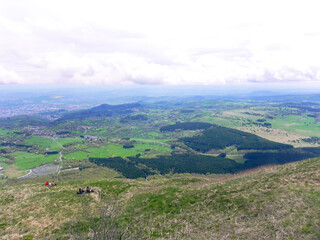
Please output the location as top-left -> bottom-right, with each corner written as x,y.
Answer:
192,48 -> 253,60
248,68 -> 320,83
81,67 -> 95,77
126,77 -> 165,85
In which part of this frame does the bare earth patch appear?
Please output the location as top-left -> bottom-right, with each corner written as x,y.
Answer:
238,126 -> 320,147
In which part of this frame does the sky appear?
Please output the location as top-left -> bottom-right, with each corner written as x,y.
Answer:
1,0 -> 320,89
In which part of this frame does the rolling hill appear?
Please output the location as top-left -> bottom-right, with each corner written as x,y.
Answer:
60,103 -> 143,120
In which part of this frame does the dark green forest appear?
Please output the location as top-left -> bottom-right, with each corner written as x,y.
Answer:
89,154 -> 241,178
160,122 -> 213,132
89,157 -> 151,179
180,125 -> 292,152
243,147 -> 320,168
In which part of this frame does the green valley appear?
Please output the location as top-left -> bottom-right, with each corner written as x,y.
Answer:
1,96 -> 320,239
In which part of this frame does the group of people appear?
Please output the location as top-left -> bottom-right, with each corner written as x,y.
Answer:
44,181 -> 94,194
77,186 -> 94,194
45,181 -> 56,187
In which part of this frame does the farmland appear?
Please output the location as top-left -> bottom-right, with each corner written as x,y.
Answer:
14,151 -> 59,170
1,97 -> 320,180
24,136 -> 62,151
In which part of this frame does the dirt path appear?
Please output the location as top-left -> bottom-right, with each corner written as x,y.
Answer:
53,138 -> 64,181
17,169 -> 32,179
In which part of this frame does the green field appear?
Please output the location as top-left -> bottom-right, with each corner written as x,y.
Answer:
131,139 -> 172,156
65,140 -> 171,160
56,138 -> 84,146
135,143 -> 171,154
0,128 -> 14,136
75,144 -> 87,149
269,115 -> 320,136
24,136 -> 84,150
87,144 -> 140,158
13,151 -> 59,170
24,136 -> 62,150
64,151 -> 89,160
0,157 -> 9,168
131,137 -> 170,143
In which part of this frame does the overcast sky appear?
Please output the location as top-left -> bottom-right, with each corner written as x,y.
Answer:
1,0 -> 320,88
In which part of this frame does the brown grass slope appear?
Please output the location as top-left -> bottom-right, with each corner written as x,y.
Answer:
0,158 -> 320,240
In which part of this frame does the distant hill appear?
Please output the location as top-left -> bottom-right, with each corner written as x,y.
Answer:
0,115 -> 50,128
119,114 -> 148,123
59,103 -> 143,120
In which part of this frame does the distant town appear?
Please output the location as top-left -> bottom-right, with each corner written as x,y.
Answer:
0,103 -> 92,119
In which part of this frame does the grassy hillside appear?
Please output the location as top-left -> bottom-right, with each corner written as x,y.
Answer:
1,157 -> 320,239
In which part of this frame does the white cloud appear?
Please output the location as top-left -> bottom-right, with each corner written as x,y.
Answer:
1,0 -> 320,87
0,66 -> 23,84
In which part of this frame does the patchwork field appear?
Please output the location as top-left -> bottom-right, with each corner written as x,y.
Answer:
2,99 -> 320,180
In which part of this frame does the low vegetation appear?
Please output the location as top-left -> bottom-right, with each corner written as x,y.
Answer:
1,157 -> 319,239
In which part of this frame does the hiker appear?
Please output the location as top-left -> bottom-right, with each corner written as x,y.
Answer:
77,188 -> 85,194
86,186 -> 94,193
51,181 -> 56,186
